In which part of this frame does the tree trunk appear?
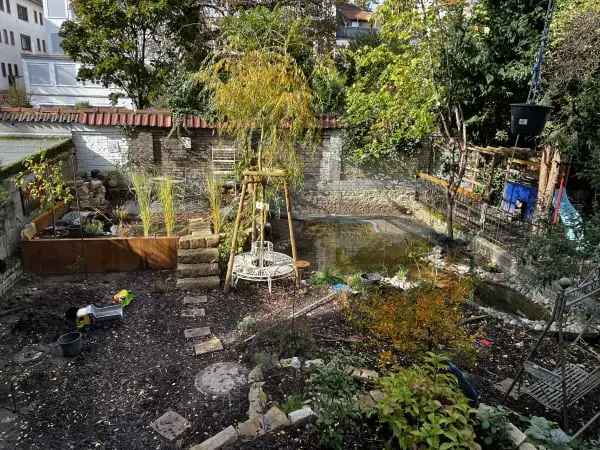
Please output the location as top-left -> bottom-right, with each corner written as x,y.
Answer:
535,145 -> 561,222
446,191 -> 455,241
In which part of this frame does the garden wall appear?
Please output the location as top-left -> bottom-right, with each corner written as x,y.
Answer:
21,236 -> 178,274
0,116 -> 423,218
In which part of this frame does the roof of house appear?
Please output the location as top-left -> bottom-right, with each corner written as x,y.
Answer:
0,107 -> 342,129
338,3 -> 373,22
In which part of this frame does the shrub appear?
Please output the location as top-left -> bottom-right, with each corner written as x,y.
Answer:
310,267 -> 344,286
346,276 -> 476,360
377,353 -> 477,450
280,394 -> 304,414
308,353 -> 364,450
475,405 -> 513,450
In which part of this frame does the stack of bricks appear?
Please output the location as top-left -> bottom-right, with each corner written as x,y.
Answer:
176,218 -> 221,290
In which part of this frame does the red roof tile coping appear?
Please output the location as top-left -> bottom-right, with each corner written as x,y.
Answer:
0,107 -> 341,129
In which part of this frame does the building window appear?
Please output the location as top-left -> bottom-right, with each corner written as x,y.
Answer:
47,0 -> 66,18
8,64 -> 12,77
17,4 -> 27,21
34,10 -> 37,23
27,62 -> 51,85
14,64 -> 18,77
20,34 -> 31,51
55,63 -> 78,86
3,30 -> 7,44
152,135 -> 162,164
42,39 -> 46,52
36,37 -> 40,51
1,63 -> 5,78
5,0 -> 10,14
0,1 -> 4,12
39,12 -> 43,25
10,31 -> 14,46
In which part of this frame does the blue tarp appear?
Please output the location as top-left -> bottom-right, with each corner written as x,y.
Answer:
501,182 -> 538,220
554,191 -> 583,242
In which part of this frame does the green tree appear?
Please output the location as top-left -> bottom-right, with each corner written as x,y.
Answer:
61,0 -> 209,109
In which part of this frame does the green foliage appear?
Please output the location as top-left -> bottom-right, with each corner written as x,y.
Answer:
311,60 -> 347,115
199,49 -> 316,184
130,172 -> 153,237
377,353 -> 477,450
280,394 -> 304,415
61,0 -> 208,108
83,219 -> 104,236
205,174 -> 223,234
308,352 -> 365,450
15,156 -> 73,212
475,406 -> 513,450
522,416 -> 571,450
310,267 -> 344,286
7,85 -> 31,107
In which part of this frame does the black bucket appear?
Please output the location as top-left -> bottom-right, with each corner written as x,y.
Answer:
58,332 -> 82,357
510,103 -> 551,138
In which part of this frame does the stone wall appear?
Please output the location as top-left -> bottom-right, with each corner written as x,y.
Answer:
0,260 -> 22,298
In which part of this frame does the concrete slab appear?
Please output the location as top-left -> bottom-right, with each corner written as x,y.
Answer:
150,410 -> 191,441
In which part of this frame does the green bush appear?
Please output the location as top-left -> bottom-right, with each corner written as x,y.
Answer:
475,405 -> 512,450
308,353 -> 364,450
376,353 -> 477,450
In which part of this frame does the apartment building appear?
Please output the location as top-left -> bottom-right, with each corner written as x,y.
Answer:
1,0 -> 130,107
0,0 -> 48,91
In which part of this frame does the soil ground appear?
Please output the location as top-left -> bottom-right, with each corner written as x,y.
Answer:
1,271 -> 599,449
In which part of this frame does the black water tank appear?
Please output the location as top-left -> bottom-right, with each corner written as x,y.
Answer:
510,103 -> 551,138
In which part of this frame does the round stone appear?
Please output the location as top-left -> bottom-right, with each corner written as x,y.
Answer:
195,362 -> 248,395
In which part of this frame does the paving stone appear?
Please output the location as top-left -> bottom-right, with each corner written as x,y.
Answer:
178,263 -> 220,278
494,378 -> 520,400
288,406 -> 316,425
181,308 -> 205,318
303,359 -> 324,370
248,382 -> 267,418
369,390 -> 385,403
262,406 -> 290,432
184,295 -> 208,305
180,235 -> 209,249
177,277 -> 220,290
184,327 -> 211,339
190,425 -> 238,450
280,357 -> 301,369
195,362 -> 248,395
194,337 -> 224,356
507,423 -> 527,448
150,410 -> 191,441
351,367 -> 379,382
248,365 -> 264,383
178,248 -> 219,264
236,416 -> 264,440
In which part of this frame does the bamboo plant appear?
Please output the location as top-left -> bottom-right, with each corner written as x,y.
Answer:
205,173 -> 223,234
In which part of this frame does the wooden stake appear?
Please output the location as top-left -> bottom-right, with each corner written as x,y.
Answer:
224,179 -> 248,293
283,180 -> 299,284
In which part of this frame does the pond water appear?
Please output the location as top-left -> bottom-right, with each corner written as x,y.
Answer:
273,217 -> 432,274
273,217 -> 548,322
474,281 -> 550,321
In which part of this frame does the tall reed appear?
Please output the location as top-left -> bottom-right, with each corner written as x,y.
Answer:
205,173 -> 223,234
158,176 -> 176,236
131,172 -> 153,237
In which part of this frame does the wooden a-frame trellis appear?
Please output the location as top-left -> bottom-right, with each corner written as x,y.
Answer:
223,168 -> 298,293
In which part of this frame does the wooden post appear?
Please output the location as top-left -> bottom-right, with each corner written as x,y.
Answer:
283,180 -> 299,284
251,183 -> 257,242
224,178 -> 248,293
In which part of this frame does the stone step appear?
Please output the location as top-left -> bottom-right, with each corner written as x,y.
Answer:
179,234 -> 220,250
194,337 -> 224,356
177,277 -> 220,290
178,263 -> 220,278
178,248 -> 219,264
184,327 -> 211,339
189,219 -> 212,234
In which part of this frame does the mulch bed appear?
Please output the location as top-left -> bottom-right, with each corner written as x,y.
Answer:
1,271 -> 599,449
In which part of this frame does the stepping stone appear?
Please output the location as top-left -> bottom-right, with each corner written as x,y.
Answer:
181,308 -> 206,318
288,406 -> 316,425
184,327 -> 211,339
177,277 -> 220,290
190,425 -> 238,450
194,337 -> 224,356
150,410 -> 191,441
178,248 -> 219,264
184,295 -> 208,305
179,235 -> 208,250
263,406 -> 290,432
194,362 -> 248,395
